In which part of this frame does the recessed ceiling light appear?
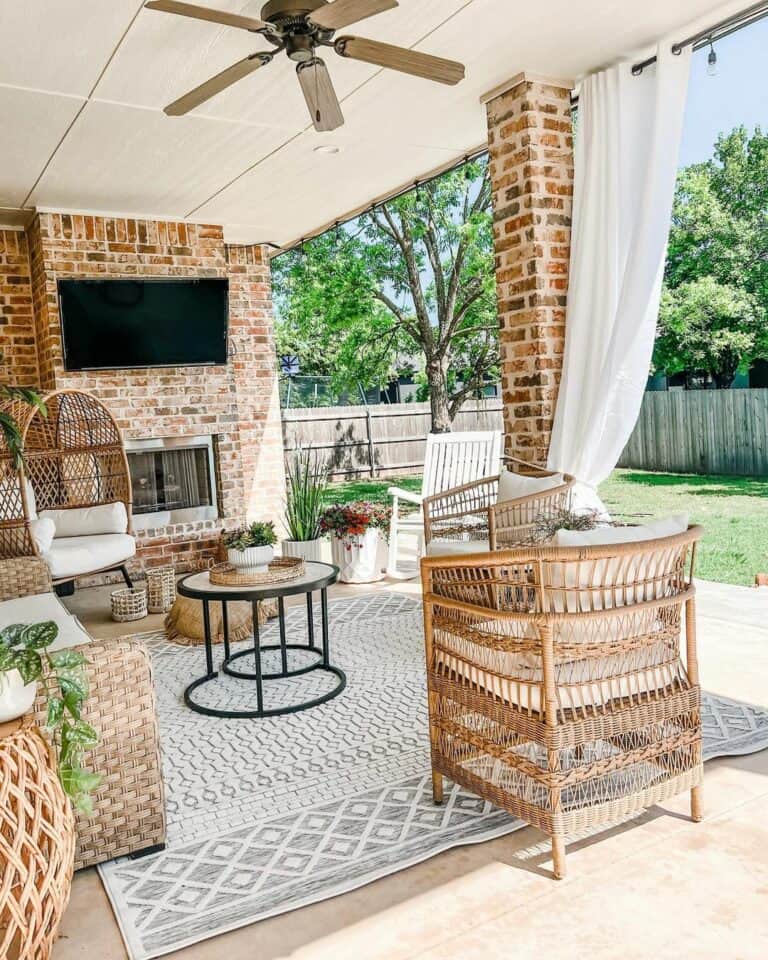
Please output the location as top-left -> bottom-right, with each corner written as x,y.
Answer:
314,144 -> 341,155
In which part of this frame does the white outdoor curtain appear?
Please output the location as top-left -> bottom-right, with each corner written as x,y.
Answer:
547,42 -> 692,512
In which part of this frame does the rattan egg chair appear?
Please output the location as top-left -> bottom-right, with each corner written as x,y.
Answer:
0,389 -> 135,586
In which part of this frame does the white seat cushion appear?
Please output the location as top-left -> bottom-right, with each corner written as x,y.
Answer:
0,592 -> 91,651
46,533 -> 136,580
40,501 -> 128,537
426,538 -> 491,557
437,647 -> 669,714
497,470 -> 564,505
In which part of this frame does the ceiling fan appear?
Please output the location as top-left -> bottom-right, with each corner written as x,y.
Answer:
145,0 -> 465,131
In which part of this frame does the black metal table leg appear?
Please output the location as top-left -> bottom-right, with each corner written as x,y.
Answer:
222,600 -> 230,662
203,599 -> 214,676
278,596 -> 288,675
306,591 -> 315,649
252,600 -> 264,714
321,588 -> 330,666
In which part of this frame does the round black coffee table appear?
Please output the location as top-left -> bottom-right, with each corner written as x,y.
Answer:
177,561 -> 344,718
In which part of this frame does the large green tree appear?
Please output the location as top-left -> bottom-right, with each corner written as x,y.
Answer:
655,126 -> 768,384
273,157 -> 497,431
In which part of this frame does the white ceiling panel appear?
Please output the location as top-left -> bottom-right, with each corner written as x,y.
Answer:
0,86 -> 84,207
0,0 -> 143,95
0,0 -> 743,245
195,127 -> 458,244
28,101 -> 291,217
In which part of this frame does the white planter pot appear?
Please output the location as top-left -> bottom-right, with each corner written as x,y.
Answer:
330,529 -> 385,583
282,539 -> 324,563
227,545 -> 274,573
0,670 -> 37,723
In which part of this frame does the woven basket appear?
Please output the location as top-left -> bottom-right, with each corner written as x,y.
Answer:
209,556 -> 304,587
0,717 -> 75,960
111,587 -> 148,622
146,565 -> 176,614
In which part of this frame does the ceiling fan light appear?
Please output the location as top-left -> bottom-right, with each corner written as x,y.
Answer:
297,58 -> 345,132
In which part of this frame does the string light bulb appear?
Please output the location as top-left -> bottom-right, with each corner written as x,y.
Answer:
707,39 -> 718,78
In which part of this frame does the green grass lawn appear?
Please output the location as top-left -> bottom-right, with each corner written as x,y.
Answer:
325,469 -> 768,586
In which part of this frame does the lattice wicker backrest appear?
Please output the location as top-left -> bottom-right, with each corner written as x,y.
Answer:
422,431 -> 502,499
0,390 -> 132,559
423,526 -> 700,617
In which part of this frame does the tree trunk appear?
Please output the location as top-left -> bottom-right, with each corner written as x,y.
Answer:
426,359 -> 452,433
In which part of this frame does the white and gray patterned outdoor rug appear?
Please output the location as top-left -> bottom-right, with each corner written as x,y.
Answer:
99,592 -> 768,959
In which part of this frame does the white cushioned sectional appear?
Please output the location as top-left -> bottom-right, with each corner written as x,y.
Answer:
0,591 -> 91,652
436,513 -> 691,712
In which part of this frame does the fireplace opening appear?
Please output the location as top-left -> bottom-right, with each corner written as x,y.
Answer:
125,436 -> 218,526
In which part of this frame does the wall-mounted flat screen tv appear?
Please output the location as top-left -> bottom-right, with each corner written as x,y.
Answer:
58,277 -> 229,371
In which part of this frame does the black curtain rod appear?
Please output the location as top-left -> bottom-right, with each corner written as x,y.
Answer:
570,0 -> 768,106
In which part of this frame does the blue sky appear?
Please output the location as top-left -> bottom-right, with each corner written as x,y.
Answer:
679,17 -> 768,166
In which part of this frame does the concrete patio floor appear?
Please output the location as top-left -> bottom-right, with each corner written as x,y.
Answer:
53,576 -> 768,960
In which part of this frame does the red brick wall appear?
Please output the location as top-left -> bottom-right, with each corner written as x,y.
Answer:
15,212 -> 285,579
0,229 -> 38,387
486,75 -> 574,466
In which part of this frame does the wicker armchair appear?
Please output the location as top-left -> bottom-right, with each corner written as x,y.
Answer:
421,525 -> 703,879
423,459 -> 575,553
0,558 -> 166,870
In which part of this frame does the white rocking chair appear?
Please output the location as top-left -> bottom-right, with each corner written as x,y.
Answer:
386,430 -> 502,579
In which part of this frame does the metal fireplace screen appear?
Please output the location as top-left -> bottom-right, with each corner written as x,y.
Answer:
128,446 -> 213,515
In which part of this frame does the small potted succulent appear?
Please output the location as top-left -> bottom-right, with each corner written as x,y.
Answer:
320,501 -> 392,583
282,448 -> 329,563
223,521 -> 278,573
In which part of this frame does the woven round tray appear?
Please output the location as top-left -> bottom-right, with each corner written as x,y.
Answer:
209,556 -> 305,587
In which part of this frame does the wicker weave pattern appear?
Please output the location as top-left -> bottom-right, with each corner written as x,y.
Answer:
0,718 -> 75,960
422,458 -> 575,551
421,526 -> 704,878
0,390 -> 132,566
33,637 -> 166,871
0,558 -> 166,871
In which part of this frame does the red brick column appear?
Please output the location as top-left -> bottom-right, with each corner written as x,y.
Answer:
0,230 -> 38,387
485,73 -> 574,466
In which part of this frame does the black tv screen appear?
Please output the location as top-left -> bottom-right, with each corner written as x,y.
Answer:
58,277 -> 229,371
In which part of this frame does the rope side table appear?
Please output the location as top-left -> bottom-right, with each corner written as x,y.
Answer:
0,716 -> 75,960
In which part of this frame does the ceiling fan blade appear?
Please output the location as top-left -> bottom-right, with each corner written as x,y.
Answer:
296,58 -> 344,132
144,1 -> 270,33
335,36 -> 465,85
165,52 -> 272,115
309,0 -> 397,31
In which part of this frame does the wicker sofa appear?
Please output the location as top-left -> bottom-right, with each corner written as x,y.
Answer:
420,523 -> 703,879
0,558 -> 165,870
422,458 -> 575,555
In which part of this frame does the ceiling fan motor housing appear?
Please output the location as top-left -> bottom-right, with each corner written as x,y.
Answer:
260,0 -> 329,29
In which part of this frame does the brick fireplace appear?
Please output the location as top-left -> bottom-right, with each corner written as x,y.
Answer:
1,215 -> 285,580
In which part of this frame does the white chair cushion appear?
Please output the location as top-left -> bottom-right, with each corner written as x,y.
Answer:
426,538 -> 491,557
497,470 -> 564,505
437,647 -> 666,714
550,514 -> 690,611
41,501 -> 128,537
46,533 -> 136,580
29,517 -> 56,554
0,591 -> 91,651
552,513 -> 690,548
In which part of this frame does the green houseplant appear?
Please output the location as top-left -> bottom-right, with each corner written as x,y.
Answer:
223,521 -> 278,573
283,448 -> 329,563
0,619 -> 101,813
0,380 -> 47,468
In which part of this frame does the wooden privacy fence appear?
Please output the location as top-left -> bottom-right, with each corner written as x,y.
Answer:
618,388 -> 768,477
282,400 -> 503,479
